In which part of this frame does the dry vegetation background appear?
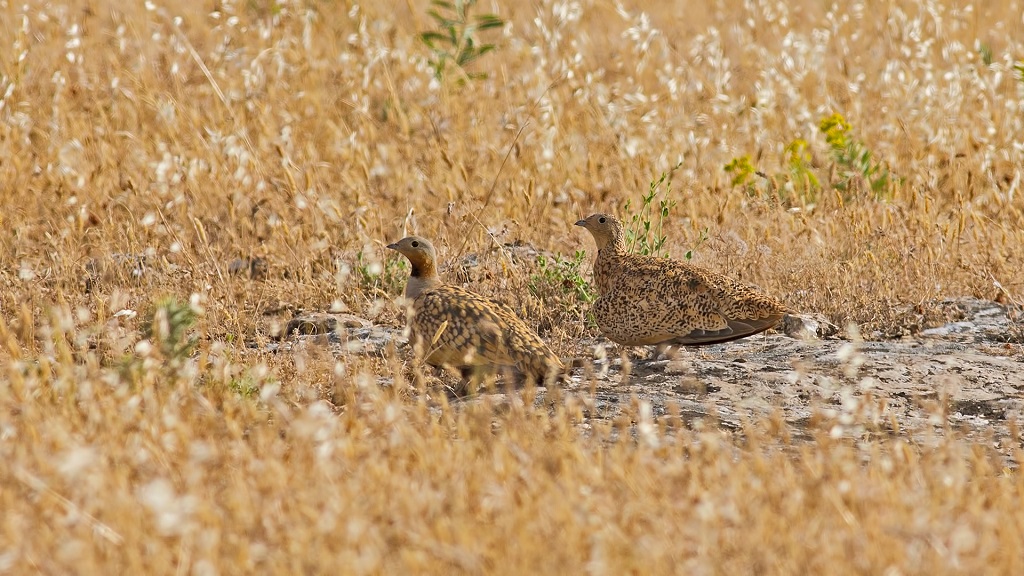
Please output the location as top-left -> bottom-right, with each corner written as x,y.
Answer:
1,0 -> 1023,573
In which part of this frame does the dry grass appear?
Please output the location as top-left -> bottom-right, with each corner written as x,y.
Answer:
1,0 -> 1023,573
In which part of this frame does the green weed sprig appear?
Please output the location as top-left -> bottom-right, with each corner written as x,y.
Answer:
420,0 -> 505,84
624,165 -> 681,257
820,112 -> 892,197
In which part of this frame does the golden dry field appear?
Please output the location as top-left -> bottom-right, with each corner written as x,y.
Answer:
2,0 -> 1024,573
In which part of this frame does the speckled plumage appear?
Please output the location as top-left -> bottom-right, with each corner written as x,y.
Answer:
387,236 -> 563,384
575,214 -> 789,347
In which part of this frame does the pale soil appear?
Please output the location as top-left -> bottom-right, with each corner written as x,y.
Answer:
273,298 -> 1024,458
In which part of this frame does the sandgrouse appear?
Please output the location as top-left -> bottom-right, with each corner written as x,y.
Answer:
387,236 -> 563,385
575,213 -> 789,349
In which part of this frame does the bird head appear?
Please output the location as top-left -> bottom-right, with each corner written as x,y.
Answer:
574,213 -> 625,251
386,236 -> 437,276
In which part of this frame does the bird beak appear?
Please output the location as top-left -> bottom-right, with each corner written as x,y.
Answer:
574,220 -> 586,227
386,242 -> 399,250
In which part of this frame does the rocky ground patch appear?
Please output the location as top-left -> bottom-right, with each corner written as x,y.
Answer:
269,298 -> 1023,454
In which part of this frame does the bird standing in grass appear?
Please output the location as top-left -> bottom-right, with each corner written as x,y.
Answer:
387,236 -> 564,386
574,213 -> 789,352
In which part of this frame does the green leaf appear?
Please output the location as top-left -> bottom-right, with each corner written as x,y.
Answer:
420,31 -> 450,47
475,15 -> 505,30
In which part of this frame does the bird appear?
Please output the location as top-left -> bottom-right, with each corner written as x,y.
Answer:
386,236 -> 564,386
574,213 -> 789,351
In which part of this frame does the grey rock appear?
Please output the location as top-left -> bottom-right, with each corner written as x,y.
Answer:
278,312 -> 372,338
228,257 -> 268,279
782,312 -> 840,340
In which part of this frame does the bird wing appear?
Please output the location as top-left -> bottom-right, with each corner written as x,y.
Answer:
661,314 -> 785,345
412,286 -> 517,368
594,255 -> 785,346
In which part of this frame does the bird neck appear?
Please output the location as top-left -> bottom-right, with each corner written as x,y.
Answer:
405,261 -> 441,299
592,235 -> 626,295
600,231 -> 627,256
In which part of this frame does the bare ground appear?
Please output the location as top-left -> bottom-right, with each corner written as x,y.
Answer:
271,298 -> 1024,456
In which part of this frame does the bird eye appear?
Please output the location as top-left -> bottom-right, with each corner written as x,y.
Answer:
411,241 -> 419,248
599,217 -> 606,224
